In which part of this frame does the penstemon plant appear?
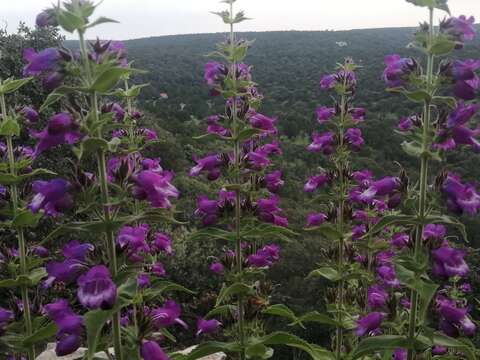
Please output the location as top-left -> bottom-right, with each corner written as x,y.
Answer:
351,0 -> 479,359
181,1 -> 330,359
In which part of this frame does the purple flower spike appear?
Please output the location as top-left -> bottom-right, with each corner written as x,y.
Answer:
304,173 -> 329,192
133,170 -> 179,209
316,106 -> 335,123
307,132 -> 336,154
151,300 -> 188,329
355,312 -> 384,337
77,265 -> 117,310
29,179 -> 73,217
141,341 -> 170,360
197,318 -> 222,336
383,54 -> 417,87
23,48 -> 60,76
432,243 -> 469,278
367,285 -> 389,309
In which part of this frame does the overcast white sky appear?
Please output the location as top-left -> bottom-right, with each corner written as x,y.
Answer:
1,0 -> 479,40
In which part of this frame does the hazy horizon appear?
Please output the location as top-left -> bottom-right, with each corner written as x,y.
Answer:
1,0 -> 479,41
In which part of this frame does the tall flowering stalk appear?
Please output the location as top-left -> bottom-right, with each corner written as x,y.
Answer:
351,0 -> 479,358
185,1 -> 327,359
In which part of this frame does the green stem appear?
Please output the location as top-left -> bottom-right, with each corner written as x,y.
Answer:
0,92 -> 35,360
77,30 -> 123,360
407,7 -> 434,360
229,4 -> 245,359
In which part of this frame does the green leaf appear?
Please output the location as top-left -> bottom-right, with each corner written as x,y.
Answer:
56,9 -> 86,32
77,137 -> 109,159
367,214 -> 420,236
260,332 -> 335,360
22,322 -> 57,347
143,280 -> 194,300
237,127 -> 263,142
205,304 -> 236,319
304,223 -> 342,241
425,214 -> 467,240
86,16 -> 119,28
432,96 -> 457,109
0,267 -> 47,288
388,88 -> 431,103
0,118 -> 20,136
246,344 -> 274,359
216,282 -> 252,306
429,37 -> 456,55
263,304 -> 300,326
351,335 -> 422,359
405,0 -> 450,13
171,341 -> 241,360
308,266 -> 340,282
39,86 -> 77,112
429,333 -> 476,360
91,67 -> 133,93
294,311 -> 339,327
0,77 -> 33,94
12,210 -> 42,228
0,168 -> 56,186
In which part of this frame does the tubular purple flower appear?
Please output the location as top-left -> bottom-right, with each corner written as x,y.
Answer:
352,224 -> 366,240
32,245 -> 49,258
207,115 -> 230,136
151,300 -> 187,329
367,285 -> 389,309
36,9 -> 57,27
152,262 -> 167,277
443,15 -> 476,42
210,262 -> 225,275
320,74 -> 336,89
264,170 -> 284,193
451,125 -> 480,152
62,240 -> 94,261
442,173 -> 480,215
304,173 -> 329,192
393,349 -> 407,360
432,243 -> 469,278
28,178 -> 73,217
140,341 -> 170,360
189,154 -> 223,180
137,273 -> 151,289
345,128 -> 364,151
45,259 -> 87,287
390,232 -> 409,249
423,224 -> 446,240
22,47 -> 60,76
56,335 -> 82,357
20,106 -> 39,123
197,318 -> 222,336
0,307 -> 13,328
358,177 -> 400,203
377,264 -> 400,288
349,107 -> 366,123
383,55 -> 417,87
306,213 -> 327,228
316,106 -> 335,123
116,224 -> 150,262
250,113 -> 277,134
447,102 -> 479,129
398,116 -> 414,131
195,196 -> 219,226
42,71 -> 63,91
77,265 -> 117,310
307,131 -> 336,154
133,170 -> 179,209
256,196 -> 288,227
355,312 -> 384,337
152,232 -> 174,255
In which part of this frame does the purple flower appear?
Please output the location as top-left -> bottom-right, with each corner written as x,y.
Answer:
246,149 -> 271,170
20,106 -> 39,123
432,243 -> 469,278
32,245 -> 49,258
451,125 -> 480,152
264,170 -> 284,193
116,224 -> 150,262
316,106 -> 335,123
152,262 -> 167,277
45,259 -> 87,287
320,74 -> 336,89
36,9 -> 57,27
367,285 -> 389,309
133,170 -> 179,209
28,179 -> 73,217
42,71 -> 63,91
394,348 -> 407,360
151,300 -> 187,329
247,244 -> 281,268
447,102 -> 479,128
358,177 -> 400,203
383,54 -> 417,87
307,132 -> 336,154
398,116 -> 413,131
306,213 -> 327,228
189,154 -> 223,180
390,232 -> 409,249
22,48 -> 60,76
437,297 -> 476,336
137,273 -> 151,289
432,346 -> 448,355
0,307 -> 13,329
377,264 -> 400,288
207,115 -> 230,136
256,196 -> 288,227
423,224 -> 446,240
304,173 -> 329,192
443,15 -> 476,42
196,318 -> 222,336
32,112 -> 82,156
349,107 -> 366,123
352,224 -> 366,240
352,170 -> 373,185
356,312 -> 384,337
345,128 -> 364,151
141,341 -> 170,360
460,283 -> 472,293
250,113 -> 277,134
195,196 -> 219,226
442,173 -> 480,215
77,265 -> 117,310
152,232 -> 174,255
400,297 -> 411,309
44,300 -> 83,356
204,61 -> 227,87
209,262 -> 224,275
62,240 -> 94,261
